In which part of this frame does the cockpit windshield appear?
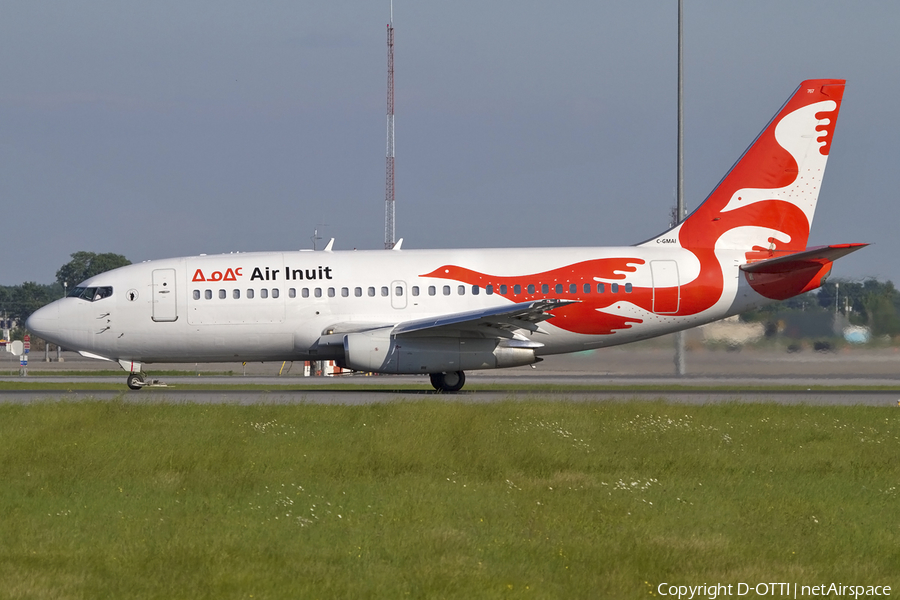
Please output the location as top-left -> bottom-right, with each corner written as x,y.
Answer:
68,286 -> 113,302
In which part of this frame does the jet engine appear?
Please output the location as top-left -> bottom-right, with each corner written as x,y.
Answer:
341,328 -> 539,374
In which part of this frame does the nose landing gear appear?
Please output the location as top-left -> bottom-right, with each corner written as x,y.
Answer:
119,359 -> 167,390
126,372 -> 144,390
125,372 -> 167,389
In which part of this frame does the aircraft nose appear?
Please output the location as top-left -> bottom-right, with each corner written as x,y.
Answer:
25,302 -> 60,339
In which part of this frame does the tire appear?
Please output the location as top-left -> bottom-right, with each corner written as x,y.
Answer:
429,373 -> 443,390
430,370 -> 466,392
126,372 -> 145,390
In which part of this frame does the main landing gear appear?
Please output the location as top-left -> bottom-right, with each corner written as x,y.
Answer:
430,371 -> 466,393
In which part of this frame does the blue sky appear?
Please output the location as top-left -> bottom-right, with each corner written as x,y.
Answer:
1,1 -> 896,285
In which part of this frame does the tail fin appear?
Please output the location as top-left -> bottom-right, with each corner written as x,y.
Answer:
643,79 -> 845,256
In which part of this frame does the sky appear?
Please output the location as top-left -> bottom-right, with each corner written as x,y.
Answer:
1,1 -> 897,286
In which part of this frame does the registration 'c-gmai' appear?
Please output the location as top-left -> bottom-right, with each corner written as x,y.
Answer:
27,79 -> 866,391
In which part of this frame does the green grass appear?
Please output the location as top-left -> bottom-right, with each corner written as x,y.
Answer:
0,400 -> 898,599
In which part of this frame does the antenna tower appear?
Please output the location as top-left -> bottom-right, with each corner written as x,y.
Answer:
384,6 -> 396,249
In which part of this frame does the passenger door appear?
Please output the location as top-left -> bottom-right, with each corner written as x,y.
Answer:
650,260 -> 680,314
152,269 -> 178,322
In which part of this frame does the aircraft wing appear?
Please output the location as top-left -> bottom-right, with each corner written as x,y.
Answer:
314,299 -> 575,352
392,298 -> 575,337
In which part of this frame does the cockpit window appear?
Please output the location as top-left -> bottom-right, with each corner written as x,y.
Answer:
68,286 -> 113,302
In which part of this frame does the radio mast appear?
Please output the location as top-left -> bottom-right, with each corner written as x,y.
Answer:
384,3 -> 396,249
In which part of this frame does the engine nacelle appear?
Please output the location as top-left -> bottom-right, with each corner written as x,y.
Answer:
342,328 -> 538,374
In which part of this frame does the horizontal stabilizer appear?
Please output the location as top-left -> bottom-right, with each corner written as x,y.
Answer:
741,243 -> 868,274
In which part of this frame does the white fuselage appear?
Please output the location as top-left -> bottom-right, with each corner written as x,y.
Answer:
27,245 -> 764,366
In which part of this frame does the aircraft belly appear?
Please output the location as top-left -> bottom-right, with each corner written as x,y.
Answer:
182,329 -> 293,360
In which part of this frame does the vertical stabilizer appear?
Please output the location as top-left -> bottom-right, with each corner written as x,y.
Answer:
643,79 -> 845,256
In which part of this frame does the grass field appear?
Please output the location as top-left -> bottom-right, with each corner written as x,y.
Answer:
1,399 -> 898,599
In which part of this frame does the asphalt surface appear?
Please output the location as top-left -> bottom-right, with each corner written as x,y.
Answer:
3,344 -> 900,405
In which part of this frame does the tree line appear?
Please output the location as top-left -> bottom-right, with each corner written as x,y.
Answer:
742,279 -> 900,338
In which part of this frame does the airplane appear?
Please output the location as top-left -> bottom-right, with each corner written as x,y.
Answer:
26,79 -> 865,391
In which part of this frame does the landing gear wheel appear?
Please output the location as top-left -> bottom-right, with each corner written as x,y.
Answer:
429,370 -> 466,393
126,372 -> 145,390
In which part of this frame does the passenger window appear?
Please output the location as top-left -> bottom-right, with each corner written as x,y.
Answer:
233,289 -> 240,299
555,284 -> 563,294
289,288 -> 296,298
569,284 -> 577,294
302,288 -> 309,298
471,286 -> 479,296
355,287 -> 362,297
261,289 -> 269,299
381,286 -> 389,297
395,286 -> 403,296
247,289 -> 255,299
527,284 -> 535,294
328,288 -> 335,297
443,285 -> 451,296
500,284 -> 508,295
611,283 -> 619,293
583,283 -> 591,294
597,283 -> 605,294
193,290 -> 200,300
368,287 -> 376,297
458,285 -> 465,295
219,289 -> 226,299
412,286 -> 419,296
428,286 -> 436,296
314,288 -> 322,298
341,287 -> 349,297
486,285 -> 493,295
541,284 -> 549,294
514,284 -> 521,295
205,290 -> 212,300
625,283 -> 633,293
272,288 -> 280,299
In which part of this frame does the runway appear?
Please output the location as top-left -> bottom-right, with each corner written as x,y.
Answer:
3,375 -> 900,406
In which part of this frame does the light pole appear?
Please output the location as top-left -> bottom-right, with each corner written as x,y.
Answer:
674,0 -> 686,376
